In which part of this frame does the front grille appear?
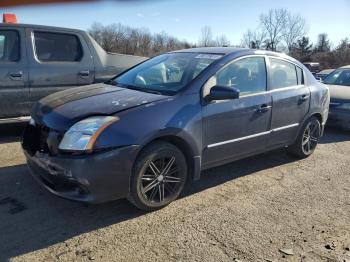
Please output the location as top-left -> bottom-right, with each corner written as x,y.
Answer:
22,124 -> 50,156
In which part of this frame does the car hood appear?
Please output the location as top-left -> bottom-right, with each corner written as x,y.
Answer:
32,83 -> 169,131
327,84 -> 350,103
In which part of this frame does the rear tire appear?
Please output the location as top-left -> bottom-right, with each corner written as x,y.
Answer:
287,116 -> 321,158
128,142 -> 188,211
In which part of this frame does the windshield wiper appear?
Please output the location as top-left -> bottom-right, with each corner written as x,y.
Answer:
107,81 -> 165,95
141,89 -> 163,95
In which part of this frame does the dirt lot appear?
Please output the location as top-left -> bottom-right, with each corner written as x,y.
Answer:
0,123 -> 349,262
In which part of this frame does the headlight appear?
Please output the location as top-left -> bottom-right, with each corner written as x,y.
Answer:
58,116 -> 118,152
337,103 -> 350,110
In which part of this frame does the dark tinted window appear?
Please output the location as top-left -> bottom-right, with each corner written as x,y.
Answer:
216,57 -> 267,95
296,66 -> 304,85
34,32 -> 82,62
270,58 -> 298,89
0,30 -> 20,62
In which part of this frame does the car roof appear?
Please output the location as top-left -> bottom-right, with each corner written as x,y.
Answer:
0,23 -> 84,33
340,65 -> 350,69
171,47 -> 249,55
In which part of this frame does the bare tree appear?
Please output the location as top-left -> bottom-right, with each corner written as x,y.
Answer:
138,29 -> 153,56
241,29 -> 254,48
215,34 -> 230,47
259,8 -> 288,51
199,26 -> 213,47
283,13 -> 307,52
241,29 -> 265,49
88,23 -> 191,57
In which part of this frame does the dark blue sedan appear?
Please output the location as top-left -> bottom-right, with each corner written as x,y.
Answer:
22,48 -> 330,211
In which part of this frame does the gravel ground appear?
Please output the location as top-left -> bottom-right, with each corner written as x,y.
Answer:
0,124 -> 349,262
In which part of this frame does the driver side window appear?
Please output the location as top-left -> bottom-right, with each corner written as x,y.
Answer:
215,56 -> 267,95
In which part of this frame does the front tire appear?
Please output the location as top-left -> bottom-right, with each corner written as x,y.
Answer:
287,116 -> 321,158
128,142 -> 188,211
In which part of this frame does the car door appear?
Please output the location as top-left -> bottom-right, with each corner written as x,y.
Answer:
267,57 -> 310,148
0,27 -> 29,118
202,56 -> 272,168
26,28 -> 94,108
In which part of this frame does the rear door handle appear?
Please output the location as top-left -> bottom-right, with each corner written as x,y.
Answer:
78,70 -> 90,77
9,71 -> 23,79
300,94 -> 310,103
257,104 -> 272,113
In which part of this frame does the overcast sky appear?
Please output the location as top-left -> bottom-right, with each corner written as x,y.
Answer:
2,0 -> 350,46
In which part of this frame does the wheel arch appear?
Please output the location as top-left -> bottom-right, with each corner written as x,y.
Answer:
292,111 -> 324,144
311,112 -> 323,124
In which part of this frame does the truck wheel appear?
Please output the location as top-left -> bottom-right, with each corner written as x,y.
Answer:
128,142 -> 187,211
287,116 -> 321,158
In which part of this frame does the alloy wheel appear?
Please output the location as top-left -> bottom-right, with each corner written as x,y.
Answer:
140,156 -> 182,204
302,120 -> 320,155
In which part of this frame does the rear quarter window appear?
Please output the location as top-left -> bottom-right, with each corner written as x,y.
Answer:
34,31 -> 83,62
296,66 -> 304,85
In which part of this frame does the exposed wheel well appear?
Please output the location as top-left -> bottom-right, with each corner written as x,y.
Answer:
137,136 -> 195,180
311,113 -> 323,124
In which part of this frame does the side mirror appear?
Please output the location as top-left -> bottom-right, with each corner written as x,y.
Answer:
208,85 -> 240,101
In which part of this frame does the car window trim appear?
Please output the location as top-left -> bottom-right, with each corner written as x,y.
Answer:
207,123 -> 300,148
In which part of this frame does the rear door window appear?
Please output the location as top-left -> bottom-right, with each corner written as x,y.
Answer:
0,30 -> 20,62
270,58 -> 298,89
34,31 -> 83,62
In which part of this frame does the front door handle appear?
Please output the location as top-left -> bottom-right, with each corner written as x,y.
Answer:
79,70 -> 90,77
9,71 -> 23,79
257,104 -> 272,113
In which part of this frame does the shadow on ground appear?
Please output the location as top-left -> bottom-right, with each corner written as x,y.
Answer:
0,126 -> 349,261
319,126 -> 350,144
0,149 -> 298,261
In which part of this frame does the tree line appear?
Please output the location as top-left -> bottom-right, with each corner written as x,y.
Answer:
88,8 -> 350,69
88,22 -> 191,57
239,8 -> 350,69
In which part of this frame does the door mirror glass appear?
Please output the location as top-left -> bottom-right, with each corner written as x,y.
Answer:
208,85 -> 240,101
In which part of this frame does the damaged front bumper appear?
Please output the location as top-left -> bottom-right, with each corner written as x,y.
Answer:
24,145 -> 139,204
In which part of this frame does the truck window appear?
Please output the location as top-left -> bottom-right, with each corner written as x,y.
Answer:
0,30 -> 20,62
34,31 -> 83,62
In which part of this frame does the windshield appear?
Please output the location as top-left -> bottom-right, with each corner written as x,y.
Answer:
113,53 -> 222,95
323,69 -> 350,86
